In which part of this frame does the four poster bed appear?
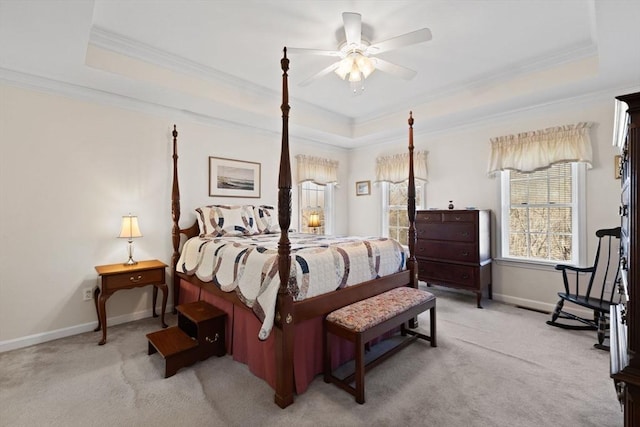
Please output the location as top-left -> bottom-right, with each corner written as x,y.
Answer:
170,48 -> 419,408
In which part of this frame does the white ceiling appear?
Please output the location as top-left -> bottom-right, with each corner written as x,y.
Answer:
1,0 -> 639,148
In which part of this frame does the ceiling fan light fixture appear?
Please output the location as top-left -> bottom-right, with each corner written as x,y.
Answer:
348,69 -> 362,82
356,54 -> 375,78
334,57 -> 353,80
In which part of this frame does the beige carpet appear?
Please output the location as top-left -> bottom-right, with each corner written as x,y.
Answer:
0,288 -> 623,427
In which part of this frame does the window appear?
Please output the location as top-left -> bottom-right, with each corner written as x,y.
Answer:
500,162 -> 585,265
299,181 -> 334,234
382,181 -> 424,246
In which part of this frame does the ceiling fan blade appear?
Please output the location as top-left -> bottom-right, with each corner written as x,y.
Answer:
367,28 -> 432,54
373,58 -> 417,80
287,47 -> 342,57
342,12 -> 362,47
298,61 -> 341,87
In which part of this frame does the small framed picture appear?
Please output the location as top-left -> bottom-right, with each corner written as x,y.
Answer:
615,155 -> 622,179
355,180 -> 371,196
209,157 -> 261,198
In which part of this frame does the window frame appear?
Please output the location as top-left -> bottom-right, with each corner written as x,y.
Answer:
498,162 -> 586,267
298,181 -> 334,235
381,181 -> 425,244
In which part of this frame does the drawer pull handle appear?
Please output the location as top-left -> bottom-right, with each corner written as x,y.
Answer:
206,333 -> 220,343
455,216 -> 461,221
461,232 -> 470,237
461,274 -> 470,279
130,275 -> 143,282
461,251 -> 469,257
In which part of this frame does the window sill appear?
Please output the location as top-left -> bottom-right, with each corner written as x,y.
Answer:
493,257 -> 562,272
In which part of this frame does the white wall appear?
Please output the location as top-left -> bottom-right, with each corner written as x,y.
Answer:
0,80 -> 632,350
347,92 -> 624,312
0,83 -> 348,349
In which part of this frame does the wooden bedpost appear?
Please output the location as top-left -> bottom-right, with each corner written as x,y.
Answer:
274,47 -> 295,409
171,124 -> 181,314
407,112 -> 419,329
407,112 -> 418,289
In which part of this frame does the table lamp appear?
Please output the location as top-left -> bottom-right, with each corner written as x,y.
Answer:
118,214 -> 142,265
308,213 -> 321,234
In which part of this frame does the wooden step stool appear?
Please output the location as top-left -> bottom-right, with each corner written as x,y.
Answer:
146,300 -> 226,378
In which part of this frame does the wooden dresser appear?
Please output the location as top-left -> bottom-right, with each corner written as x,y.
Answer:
611,91 -> 640,426
415,209 -> 492,308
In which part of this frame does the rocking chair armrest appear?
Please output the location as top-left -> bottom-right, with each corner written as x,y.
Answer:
554,264 -> 596,273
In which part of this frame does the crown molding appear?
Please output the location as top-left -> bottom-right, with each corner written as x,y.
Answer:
88,26 -> 349,128
348,82 -> 640,152
0,67 -> 348,149
354,40 -> 599,128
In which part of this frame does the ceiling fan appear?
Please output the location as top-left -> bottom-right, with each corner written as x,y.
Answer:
288,12 -> 432,92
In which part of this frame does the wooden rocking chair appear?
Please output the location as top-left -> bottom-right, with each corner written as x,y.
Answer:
546,227 -> 622,350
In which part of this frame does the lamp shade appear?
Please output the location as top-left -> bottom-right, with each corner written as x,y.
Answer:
308,213 -> 321,228
118,215 -> 142,239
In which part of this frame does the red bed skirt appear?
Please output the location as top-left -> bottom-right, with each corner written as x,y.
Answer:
179,278 -> 357,394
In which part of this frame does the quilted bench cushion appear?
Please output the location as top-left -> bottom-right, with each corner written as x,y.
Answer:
326,287 -> 435,333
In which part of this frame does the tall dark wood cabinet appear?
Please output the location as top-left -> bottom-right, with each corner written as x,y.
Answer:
415,209 -> 492,308
611,91 -> 640,426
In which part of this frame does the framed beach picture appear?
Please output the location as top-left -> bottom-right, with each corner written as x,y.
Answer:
355,180 -> 371,196
209,157 -> 261,198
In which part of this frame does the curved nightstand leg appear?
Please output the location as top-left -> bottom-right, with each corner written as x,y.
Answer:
152,286 -> 158,318
93,287 -> 101,332
158,283 -> 168,328
98,293 -> 109,345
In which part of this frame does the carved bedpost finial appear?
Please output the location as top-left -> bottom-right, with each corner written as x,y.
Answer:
281,47 -> 289,73
408,111 -> 414,127
172,124 -> 177,138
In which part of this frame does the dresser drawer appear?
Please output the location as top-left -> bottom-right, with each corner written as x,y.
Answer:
417,222 -> 476,242
102,268 -> 165,291
416,211 -> 442,223
442,212 -> 476,223
418,260 -> 477,289
416,240 -> 479,263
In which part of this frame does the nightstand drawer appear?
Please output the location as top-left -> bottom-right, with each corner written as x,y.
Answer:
103,268 -> 164,290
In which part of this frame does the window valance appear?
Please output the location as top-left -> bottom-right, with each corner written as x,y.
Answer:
295,155 -> 339,185
487,122 -> 593,174
375,151 -> 428,183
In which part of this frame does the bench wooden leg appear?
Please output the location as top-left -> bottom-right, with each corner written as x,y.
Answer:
355,335 -> 365,404
430,304 -> 437,347
323,323 -> 331,383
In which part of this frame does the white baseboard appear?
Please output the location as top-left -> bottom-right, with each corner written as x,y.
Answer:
0,305 -> 174,353
493,293 -> 593,318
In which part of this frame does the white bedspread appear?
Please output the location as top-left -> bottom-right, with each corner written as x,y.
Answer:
176,233 -> 406,340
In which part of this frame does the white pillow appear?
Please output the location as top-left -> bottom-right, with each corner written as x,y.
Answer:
195,205 -> 257,237
253,205 -> 281,234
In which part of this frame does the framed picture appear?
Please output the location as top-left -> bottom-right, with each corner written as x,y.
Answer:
355,180 -> 371,196
209,157 -> 261,198
615,155 -> 622,179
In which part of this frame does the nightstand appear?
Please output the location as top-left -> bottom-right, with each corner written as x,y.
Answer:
94,259 -> 168,345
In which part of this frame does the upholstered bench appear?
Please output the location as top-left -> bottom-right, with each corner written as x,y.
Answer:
323,286 -> 437,404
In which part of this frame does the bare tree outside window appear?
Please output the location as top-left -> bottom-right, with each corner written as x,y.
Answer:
388,182 -> 422,246
507,163 -> 573,262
